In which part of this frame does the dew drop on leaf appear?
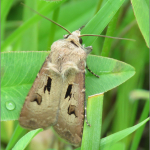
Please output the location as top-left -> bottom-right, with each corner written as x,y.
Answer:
5,101 -> 16,110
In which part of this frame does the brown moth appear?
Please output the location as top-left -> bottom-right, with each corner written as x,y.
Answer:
19,4 -> 133,148
19,28 -> 92,147
19,5 -> 95,147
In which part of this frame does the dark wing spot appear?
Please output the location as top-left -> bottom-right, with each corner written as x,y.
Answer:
65,84 -> 72,99
68,105 -> 77,117
31,93 -> 42,105
44,77 -> 52,94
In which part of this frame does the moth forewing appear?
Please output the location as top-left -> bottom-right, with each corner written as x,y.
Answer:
52,31 -> 88,147
19,54 -> 63,129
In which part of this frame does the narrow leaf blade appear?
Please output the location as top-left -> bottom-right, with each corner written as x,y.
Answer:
81,93 -> 104,150
12,128 -> 43,150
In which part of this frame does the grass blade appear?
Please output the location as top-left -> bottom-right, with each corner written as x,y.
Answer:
12,128 -> 43,150
100,117 -> 150,147
131,0 -> 149,47
81,93 -> 104,150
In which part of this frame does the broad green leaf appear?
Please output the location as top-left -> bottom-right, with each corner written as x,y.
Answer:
1,52 -> 135,121
81,0 -> 125,46
100,117 -> 150,147
1,52 -> 49,121
12,128 -> 43,150
85,55 -> 135,98
131,0 -> 149,47
81,94 -> 103,150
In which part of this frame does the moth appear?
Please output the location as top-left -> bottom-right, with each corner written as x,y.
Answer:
19,4 -> 132,148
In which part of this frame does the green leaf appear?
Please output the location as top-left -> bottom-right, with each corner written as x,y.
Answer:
85,55 -> 135,98
21,0 -> 38,51
102,142 -> 125,150
1,52 -> 135,121
130,100 -> 149,150
81,0 -> 125,46
131,0 -> 149,47
1,0 -> 14,40
81,94 -> 103,150
1,52 -> 49,121
12,128 -> 43,150
6,124 -> 27,150
100,117 -> 150,147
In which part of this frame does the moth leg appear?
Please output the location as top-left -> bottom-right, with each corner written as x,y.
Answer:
86,65 -> 99,78
84,97 -> 91,127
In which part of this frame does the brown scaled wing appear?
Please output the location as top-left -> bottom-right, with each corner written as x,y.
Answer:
52,39 -> 87,147
19,53 -> 62,129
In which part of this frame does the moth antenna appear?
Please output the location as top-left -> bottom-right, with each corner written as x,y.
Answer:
79,34 -> 135,41
78,25 -> 85,31
20,3 -> 72,35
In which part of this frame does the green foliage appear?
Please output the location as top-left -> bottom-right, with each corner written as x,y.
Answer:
12,128 -> 43,150
81,94 -> 103,150
1,0 -> 149,149
131,0 -> 149,47
100,117 -> 150,148
1,52 -> 135,121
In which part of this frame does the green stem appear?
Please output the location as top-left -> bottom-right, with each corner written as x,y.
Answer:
130,100 -> 149,150
101,10 -> 120,57
47,7 -> 60,50
94,0 -> 104,14
1,0 -> 67,52
21,0 -> 38,51
1,0 -> 14,41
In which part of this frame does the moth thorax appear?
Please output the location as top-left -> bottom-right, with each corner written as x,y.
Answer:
71,30 -> 81,37
65,30 -> 82,47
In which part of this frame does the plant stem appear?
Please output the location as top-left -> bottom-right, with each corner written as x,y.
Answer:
48,7 -> 60,50
101,10 -> 120,57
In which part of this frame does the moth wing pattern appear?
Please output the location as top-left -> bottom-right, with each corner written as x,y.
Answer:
51,38 -> 87,147
19,54 -> 62,129
19,29 -> 89,147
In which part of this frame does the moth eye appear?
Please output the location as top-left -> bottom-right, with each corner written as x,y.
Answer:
44,77 -> 52,94
65,84 -> 72,99
31,93 -> 42,105
79,38 -> 83,44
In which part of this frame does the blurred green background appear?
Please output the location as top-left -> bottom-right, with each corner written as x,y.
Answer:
1,0 -> 149,150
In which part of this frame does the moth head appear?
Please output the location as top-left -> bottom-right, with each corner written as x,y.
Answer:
63,30 -> 83,47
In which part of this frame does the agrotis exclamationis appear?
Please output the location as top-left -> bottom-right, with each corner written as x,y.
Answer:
19,3 -> 134,147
